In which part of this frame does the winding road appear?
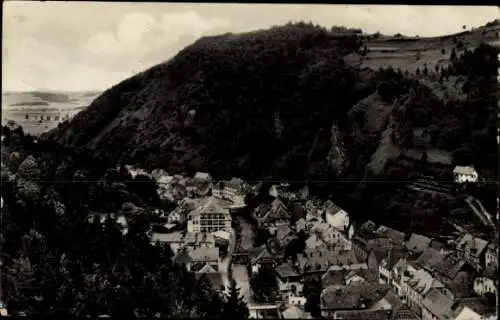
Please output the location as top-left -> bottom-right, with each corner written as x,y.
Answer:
219,229 -> 237,294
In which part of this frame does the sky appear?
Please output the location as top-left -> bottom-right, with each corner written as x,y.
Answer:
2,2 -> 499,92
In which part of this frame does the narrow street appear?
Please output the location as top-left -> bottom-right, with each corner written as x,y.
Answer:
219,229 -> 236,293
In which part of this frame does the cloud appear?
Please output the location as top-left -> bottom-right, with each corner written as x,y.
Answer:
80,11 -> 229,74
2,4 -> 499,92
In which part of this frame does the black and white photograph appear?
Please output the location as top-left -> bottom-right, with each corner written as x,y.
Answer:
1,2 -> 499,319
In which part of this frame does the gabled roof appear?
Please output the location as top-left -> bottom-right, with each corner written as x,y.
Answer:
382,246 -> 407,270
261,199 -> 291,223
414,248 -> 445,270
188,197 -> 231,218
251,245 -> 276,264
345,269 -> 379,283
322,269 -> 348,288
196,263 -> 218,273
370,247 -> 391,264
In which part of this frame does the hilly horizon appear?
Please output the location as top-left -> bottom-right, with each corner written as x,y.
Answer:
45,20 -> 499,182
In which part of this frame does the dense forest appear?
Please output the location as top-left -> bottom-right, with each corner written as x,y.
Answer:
2,21 -> 499,315
1,129 -> 248,317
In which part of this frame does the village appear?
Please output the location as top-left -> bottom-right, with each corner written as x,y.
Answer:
112,165 -> 498,320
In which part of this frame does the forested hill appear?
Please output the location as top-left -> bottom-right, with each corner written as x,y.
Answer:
44,21 -> 499,185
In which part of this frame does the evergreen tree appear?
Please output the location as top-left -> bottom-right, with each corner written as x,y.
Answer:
223,280 -> 249,319
450,48 -> 457,61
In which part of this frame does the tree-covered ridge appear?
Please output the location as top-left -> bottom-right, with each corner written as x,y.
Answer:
45,22 -> 366,181
0,132 -> 247,317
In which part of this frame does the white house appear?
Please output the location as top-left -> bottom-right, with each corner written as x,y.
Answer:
323,201 -> 349,232
453,166 -> 479,184
473,275 -> 497,297
186,197 -> 232,233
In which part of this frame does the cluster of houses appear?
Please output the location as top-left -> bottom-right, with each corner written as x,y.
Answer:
118,167 -> 495,320
222,181 -> 495,320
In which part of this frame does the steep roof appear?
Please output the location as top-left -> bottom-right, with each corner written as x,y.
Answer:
407,269 -> 443,296
382,246 -> 407,270
345,268 -> 379,283
261,198 -> 291,223
251,245 -> 276,264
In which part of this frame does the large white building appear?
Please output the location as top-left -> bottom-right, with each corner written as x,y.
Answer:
187,197 -> 232,233
453,165 -> 479,183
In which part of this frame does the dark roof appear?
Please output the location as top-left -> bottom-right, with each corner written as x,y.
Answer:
429,239 -> 446,251
251,245 -> 276,264
194,271 -> 223,291
334,309 -> 391,320
382,291 -> 403,310
421,288 -> 455,319
366,238 -> 395,252
322,283 -> 391,310
390,305 -> 419,320
254,204 -> 271,218
431,251 -> 468,280
322,269 -> 348,288
288,201 -> 305,221
440,271 -> 473,299
414,248 -> 445,270
349,269 -> 379,283
321,287 -> 362,311
275,263 -> 301,280
383,246 -> 407,270
375,225 -> 405,244
453,297 -> 497,317
370,247 -> 391,264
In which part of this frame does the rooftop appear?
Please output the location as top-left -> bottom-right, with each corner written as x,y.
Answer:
421,288 -> 455,320
333,309 -> 390,320
322,283 -> 391,311
187,197 -> 232,218
453,165 -> 477,175
375,225 -> 405,244
456,233 -> 489,256
281,305 -> 312,319
151,232 -> 184,243
275,263 -> 301,280
187,247 -> 219,262
405,233 -> 432,253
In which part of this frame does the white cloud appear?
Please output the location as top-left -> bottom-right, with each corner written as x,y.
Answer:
2,4 -> 499,92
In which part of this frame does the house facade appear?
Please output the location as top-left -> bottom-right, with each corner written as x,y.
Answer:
187,197 -> 232,233
453,166 -> 479,184
484,242 -> 497,269
275,263 -> 304,299
473,275 -> 497,297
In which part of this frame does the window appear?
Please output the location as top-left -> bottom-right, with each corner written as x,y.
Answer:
55,116 -> 60,121
25,114 -> 29,120
47,116 -> 51,121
